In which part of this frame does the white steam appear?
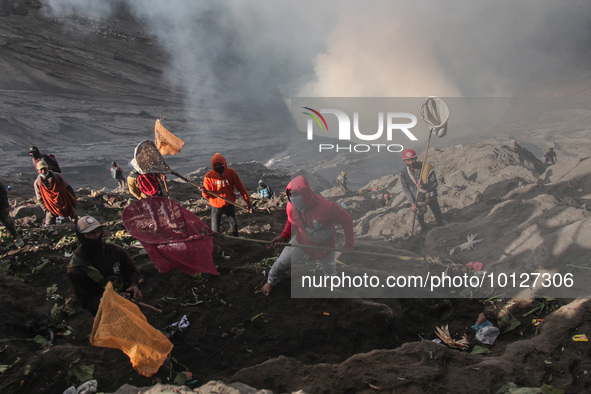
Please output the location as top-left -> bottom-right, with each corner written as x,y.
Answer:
43,0 -> 591,101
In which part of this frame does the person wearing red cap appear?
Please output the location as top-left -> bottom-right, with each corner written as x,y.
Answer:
400,149 -> 444,234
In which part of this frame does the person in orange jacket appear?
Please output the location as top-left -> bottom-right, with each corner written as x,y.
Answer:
201,153 -> 253,236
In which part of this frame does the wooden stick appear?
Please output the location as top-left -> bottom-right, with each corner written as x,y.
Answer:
202,188 -> 250,212
162,178 -> 171,198
411,129 -> 433,235
137,301 -> 163,314
170,171 -> 250,212
221,234 -> 424,261
170,170 -> 201,188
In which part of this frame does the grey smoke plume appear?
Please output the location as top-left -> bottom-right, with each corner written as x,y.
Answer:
43,0 -> 591,102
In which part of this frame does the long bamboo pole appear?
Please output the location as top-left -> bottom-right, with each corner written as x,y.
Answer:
221,234 -> 424,261
137,301 -> 163,314
170,170 -> 250,212
410,129 -> 433,235
162,177 -> 170,199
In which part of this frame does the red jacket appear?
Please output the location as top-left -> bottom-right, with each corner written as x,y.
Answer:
281,175 -> 354,259
202,153 -> 251,208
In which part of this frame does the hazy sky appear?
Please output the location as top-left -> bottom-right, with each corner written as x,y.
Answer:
20,0 -> 589,187
44,0 -> 591,102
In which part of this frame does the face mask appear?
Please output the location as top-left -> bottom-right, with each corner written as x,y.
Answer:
78,231 -> 103,256
290,195 -> 307,211
214,165 -> 224,174
40,172 -> 48,178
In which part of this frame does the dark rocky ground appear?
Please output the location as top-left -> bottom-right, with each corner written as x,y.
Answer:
1,2 -> 591,393
0,153 -> 590,393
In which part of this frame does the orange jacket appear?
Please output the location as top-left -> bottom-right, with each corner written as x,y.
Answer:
202,153 -> 252,208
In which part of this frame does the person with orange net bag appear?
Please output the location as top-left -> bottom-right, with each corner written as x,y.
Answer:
67,215 -> 142,315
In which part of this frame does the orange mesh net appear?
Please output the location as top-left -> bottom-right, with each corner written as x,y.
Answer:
155,119 -> 184,155
90,282 -> 173,377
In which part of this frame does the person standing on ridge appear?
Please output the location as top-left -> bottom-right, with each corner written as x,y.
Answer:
335,171 -> 350,195
201,153 -> 253,236
544,148 -> 557,164
110,161 -> 126,188
399,149 -> 444,235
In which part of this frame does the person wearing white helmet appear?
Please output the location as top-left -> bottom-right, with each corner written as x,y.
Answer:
400,149 -> 444,235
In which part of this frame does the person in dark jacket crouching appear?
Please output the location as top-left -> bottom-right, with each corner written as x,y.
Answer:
67,215 -> 142,315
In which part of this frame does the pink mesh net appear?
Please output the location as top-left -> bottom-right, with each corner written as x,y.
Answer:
122,197 -> 218,275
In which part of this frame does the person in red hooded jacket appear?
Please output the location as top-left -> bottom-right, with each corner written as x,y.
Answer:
201,153 -> 253,236
261,175 -> 354,296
